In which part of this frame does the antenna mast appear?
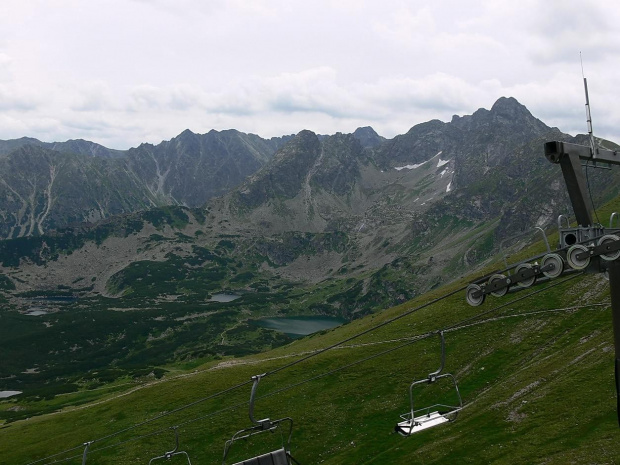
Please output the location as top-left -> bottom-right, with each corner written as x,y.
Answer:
581,52 -> 598,159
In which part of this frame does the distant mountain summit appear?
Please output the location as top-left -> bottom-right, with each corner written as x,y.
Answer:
353,126 -> 384,148
124,129 -> 288,206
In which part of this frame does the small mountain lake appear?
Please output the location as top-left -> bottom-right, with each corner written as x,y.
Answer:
209,293 -> 242,303
25,309 -> 49,316
253,316 -> 346,338
0,391 -> 22,399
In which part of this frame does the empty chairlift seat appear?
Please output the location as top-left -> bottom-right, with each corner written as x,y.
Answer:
232,447 -> 289,465
395,330 -> 463,436
395,394 -> 459,436
223,374 -> 299,465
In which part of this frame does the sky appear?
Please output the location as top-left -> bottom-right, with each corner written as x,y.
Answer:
1,0 -> 619,149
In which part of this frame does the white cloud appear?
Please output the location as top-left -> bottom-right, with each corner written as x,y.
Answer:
0,83 -> 42,111
70,81 -> 118,112
0,0 -> 619,148
526,0 -> 620,64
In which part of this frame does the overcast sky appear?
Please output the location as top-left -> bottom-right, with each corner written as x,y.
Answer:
1,0 -> 619,149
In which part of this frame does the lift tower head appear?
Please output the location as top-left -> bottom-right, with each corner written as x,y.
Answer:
545,138 -> 620,427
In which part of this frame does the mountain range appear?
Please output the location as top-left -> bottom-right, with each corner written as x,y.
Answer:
0,97 -> 576,240
3,96 -> 618,301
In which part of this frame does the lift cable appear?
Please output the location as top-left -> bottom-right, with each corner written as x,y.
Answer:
103,277 -> 589,461
24,285 -> 466,465
30,427 -> 170,465
94,287 -> 604,459
27,273 -> 588,465
24,379 -> 255,465
447,301 -> 608,334
34,333 -> 439,465
22,445 -> 86,465
26,274 -> 586,464
263,285 -> 467,378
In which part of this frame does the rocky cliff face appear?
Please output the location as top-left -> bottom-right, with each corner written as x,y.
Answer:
0,130 -> 285,238
234,130 -> 323,210
0,145 -> 157,238
222,97 -> 571,237
125,129 -> 287,207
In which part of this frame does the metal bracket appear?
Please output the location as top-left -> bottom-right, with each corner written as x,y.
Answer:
574,237 -> 620,261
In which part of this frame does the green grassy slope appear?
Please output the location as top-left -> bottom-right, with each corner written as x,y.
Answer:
4,194 -> 620,464
0,265 -> 618,464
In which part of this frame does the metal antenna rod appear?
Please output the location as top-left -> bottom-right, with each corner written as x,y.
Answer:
581,52 -> 598,159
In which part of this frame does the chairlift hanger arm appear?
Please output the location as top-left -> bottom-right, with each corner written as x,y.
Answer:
82,442 -> 92,465
249,374 -> 267,426
427,331 -> 446,380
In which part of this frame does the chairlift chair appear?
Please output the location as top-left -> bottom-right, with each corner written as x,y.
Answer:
223,374 -> 300,465
148,427 -> 192,465
396,331 -> 463,436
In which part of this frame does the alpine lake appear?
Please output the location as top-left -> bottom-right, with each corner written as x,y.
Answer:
252,316 -> 347,339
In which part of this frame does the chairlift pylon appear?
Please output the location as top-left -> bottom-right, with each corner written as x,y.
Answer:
148,426 -> 192,465
395,330 -> 463,436
223,374 -> 300,465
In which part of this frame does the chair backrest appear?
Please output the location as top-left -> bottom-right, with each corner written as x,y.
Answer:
232,448 -> 289,465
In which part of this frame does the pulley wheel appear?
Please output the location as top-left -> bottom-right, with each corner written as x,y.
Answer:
567,244 -> 590,270
488,274 -> 508,297
541,253 -> 564,279
465,283 -> 485,307
515,263 -> 536,288
597,234 -> 620,261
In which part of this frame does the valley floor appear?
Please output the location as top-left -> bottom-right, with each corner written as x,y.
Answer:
1,270 -> 619,464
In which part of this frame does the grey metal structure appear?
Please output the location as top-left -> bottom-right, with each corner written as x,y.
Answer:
545,139 -> 620,426
395,331 -> 463,436
223,374 -> 298,465
464,81 -> 620,425
148,427 -> 192,464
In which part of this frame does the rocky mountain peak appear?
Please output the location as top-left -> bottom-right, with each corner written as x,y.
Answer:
353,126 -> 384,148
489,96 -> 533,120
450,97 -> 549,137
178,128 -> 196,138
